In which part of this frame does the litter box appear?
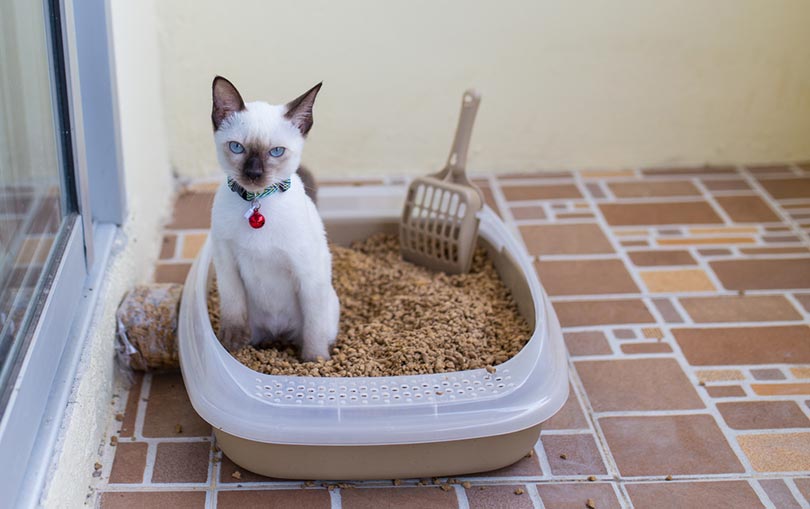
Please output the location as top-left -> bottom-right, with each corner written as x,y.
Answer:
177,185 -> 568,480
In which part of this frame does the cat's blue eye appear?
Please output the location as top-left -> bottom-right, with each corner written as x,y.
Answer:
228,141 -> 244,154
269,146 -> 285,157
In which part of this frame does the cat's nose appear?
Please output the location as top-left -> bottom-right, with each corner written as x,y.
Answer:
243,156 -> 263,180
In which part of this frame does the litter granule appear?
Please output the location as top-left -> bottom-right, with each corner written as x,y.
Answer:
209,233 -> 531,377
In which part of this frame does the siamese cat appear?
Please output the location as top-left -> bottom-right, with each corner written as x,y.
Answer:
209,76 -> 339,361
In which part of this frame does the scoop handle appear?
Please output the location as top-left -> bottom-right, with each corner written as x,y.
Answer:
444,90 -> 481,185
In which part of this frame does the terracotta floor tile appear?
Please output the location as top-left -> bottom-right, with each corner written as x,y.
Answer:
759,479 -> 803,509
341,487 -> 458,509
737,432 -> 810,472
750,368 -> 786,380
620,342 -> 672,354
696,369 -> 745,382
544,385 -> 589,430
153,263 -> 191,284
642,166 -> 737,176
535,259 -> 638,296
696,247 -> 732,256
702,179 -> 752,191
794,293 -> 810,312
563,331 -> 612,356
99,492 -> 206,509
541,434 -> 606,476
741,246 -> 810,254
581,169 -> 635,178
679,295 -> 801,323
625,481 -> 764,509
557,212 -> 594,220
585,182 -> 606,199
119,373 -> 143,438
142,373 -> 211,437
705,385 -> 746,398
657,236 -> 755,245
217,490 -> 331,509
599,202 -> 723,226
717,401 -> 810,429
502,183 -> 582,201
763,234 -> 802,243
510,205 -> 546,220
466,485 -> 534,509
641,269 -> 715,293
499,171 -> 572,179
108,442 -> 147,484
576,358 -> 703,412
151,442 -> 210,483
535,483 -> 621,509
181,233 -> 207,259
468,452 -> 542,477
628,250 -> 696,266
689,226 -> 758,235
619,239 -> 647,247
219,454 -> 285,483
652,298 -> 684,323
159,234 -> 176,259
608,181 -> 700,197
791,367 -> 810,378
748,163 -> 793,174
167,191 -> 215,229
553,299 -> 654,327
751,383 -> 810,396
520,224 -> 613,255
710,259 -> 810,290
613,328 -> 635,339
759,177 -> 810,199
674,326 -> 810,365
715,195 -> 780,222
600,414 -> 744,476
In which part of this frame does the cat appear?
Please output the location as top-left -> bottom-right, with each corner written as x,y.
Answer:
209,76 -> 339,361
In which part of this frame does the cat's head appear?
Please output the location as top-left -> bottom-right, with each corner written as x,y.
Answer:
211,76 -> 321,191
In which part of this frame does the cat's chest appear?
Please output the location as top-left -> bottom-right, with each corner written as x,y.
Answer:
212,188 -> 301,249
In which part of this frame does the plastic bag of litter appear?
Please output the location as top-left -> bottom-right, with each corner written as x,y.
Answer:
116,283 -> 182,371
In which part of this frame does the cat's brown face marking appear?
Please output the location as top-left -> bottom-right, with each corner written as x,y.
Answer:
224,139 -> 290,190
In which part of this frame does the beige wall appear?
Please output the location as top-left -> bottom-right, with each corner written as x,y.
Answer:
158,0 -> 810,177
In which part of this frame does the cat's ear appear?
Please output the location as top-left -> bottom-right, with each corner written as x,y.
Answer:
284,82 -> 322,136
212,76 -> 246,130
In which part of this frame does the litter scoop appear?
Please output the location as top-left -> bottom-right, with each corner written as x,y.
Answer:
400,90 -> 483,274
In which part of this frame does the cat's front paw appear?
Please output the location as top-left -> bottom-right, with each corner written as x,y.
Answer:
300,338 -> 332,362
219,322 -> 251,352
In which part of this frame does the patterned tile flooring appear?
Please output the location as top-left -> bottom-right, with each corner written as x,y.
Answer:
93,163 -> 810,508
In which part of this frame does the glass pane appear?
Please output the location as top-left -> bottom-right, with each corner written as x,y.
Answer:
0,1 -> 66,372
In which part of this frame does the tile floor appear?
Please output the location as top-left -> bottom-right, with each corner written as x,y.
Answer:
93,163 -> 810,508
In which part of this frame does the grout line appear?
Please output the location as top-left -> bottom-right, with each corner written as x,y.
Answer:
750,478 -> 778,509
330,488 -> 342,509
453,484 -> 469,509
783,478 -> 810,509
526,482 -> 546,509
613,481 -> 632,509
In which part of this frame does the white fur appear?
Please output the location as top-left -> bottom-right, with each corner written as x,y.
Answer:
210,100 -> 339,361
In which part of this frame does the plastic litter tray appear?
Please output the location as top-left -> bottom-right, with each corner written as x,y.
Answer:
178,186 -> 568,480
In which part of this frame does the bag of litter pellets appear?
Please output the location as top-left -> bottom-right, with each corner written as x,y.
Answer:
116,283 -> 182,371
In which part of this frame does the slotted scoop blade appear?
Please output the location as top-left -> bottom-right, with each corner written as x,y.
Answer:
400,90 -> 483,274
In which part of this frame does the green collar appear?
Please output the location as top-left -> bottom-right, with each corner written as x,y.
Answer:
227,177 -> 292,202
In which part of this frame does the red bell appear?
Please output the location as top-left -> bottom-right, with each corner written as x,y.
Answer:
248,209 -> 265,229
